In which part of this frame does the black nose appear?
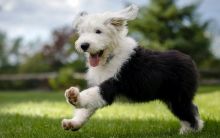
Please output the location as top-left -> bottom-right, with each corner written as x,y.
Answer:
81,43 -> 90,51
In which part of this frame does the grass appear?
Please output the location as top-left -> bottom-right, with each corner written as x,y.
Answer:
0,86 -> 220,138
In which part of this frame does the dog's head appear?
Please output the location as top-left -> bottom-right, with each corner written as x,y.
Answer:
73,4 -> 139,67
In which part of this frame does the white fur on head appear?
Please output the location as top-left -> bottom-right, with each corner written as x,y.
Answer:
73,4 -> 139,68
73,4 -> 139,31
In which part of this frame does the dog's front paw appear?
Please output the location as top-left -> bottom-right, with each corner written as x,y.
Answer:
61,119 -> 81,131
65,87 -> 80,106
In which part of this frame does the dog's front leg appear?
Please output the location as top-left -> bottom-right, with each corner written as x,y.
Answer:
62,78 -> 118,131
62,108 -> 95,131
62,86 -> 107,130
64,86 -> 107,109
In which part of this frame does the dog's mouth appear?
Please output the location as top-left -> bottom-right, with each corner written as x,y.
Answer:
89,50 -> 104,67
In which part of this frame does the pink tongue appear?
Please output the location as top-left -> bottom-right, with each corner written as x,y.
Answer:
89,54 -> 100,67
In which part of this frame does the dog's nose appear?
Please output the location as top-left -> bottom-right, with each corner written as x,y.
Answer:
81,43 -> 90,51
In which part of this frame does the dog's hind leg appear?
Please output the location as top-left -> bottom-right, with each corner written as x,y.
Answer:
167,101 -> 204,134
179,104 -> 204,134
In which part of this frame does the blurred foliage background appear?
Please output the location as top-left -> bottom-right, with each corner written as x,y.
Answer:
0,0 -> 220,90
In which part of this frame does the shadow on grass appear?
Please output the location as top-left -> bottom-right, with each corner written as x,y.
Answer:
0,92 -> 64,104
0,113 -> 219,138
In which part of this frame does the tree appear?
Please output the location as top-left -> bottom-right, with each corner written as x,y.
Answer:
129,0 -> 212,67
0,32 -> 8,69
19,26 -> 86,73
0,31 -> 23,73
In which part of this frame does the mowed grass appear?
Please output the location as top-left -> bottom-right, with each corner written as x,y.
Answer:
0,86 -> 220,138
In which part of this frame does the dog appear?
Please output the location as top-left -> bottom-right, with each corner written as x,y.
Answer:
61,4 -> 204,134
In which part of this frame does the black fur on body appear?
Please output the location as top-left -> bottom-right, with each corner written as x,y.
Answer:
99,46 -> 200,129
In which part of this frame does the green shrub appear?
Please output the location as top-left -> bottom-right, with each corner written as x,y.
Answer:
49,67 -> 87,91
19,53 -> 52,73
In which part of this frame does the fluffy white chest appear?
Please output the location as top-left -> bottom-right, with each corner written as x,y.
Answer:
86,64 -> 119,86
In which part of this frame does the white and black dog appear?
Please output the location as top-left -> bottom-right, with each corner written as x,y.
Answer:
62,5 -> 203,134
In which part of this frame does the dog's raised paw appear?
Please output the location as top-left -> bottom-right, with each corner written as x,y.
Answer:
65,87 -> 80,106
61,119 -> 81,131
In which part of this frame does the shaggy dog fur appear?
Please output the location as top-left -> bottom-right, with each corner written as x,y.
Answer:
61,5 -> 203,134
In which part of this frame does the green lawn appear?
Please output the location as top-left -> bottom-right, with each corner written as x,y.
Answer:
0,86 -> 220,138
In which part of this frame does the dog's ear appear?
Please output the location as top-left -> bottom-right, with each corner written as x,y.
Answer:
116,4 -> 139,21
73,11 -> 88,30
105,4 -> 139,29
106,17 -> 125,27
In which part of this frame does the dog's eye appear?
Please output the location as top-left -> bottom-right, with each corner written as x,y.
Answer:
95,29 -> 102,34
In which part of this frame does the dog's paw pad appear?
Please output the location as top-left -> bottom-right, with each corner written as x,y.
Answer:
65,87 -> 80,106
61,119 -> 81,131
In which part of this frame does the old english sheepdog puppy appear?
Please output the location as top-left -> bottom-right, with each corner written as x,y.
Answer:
61,5 -> 204,134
